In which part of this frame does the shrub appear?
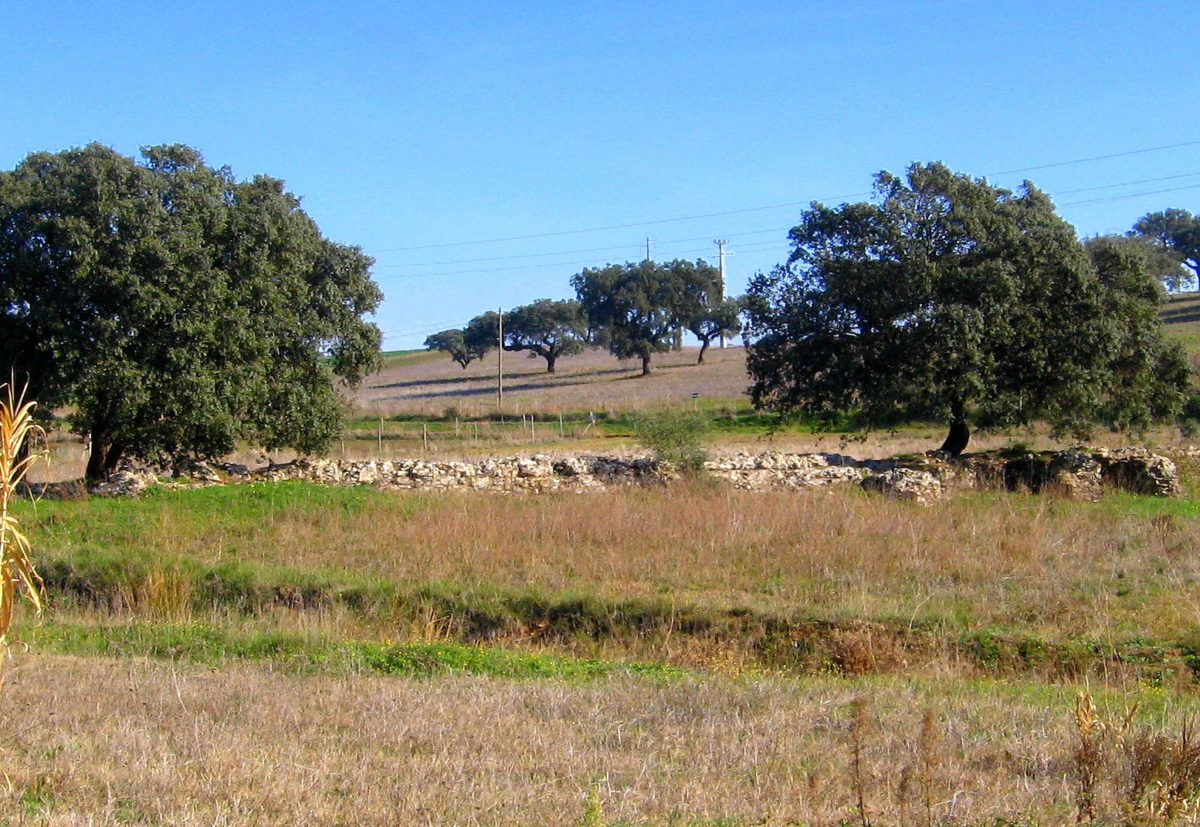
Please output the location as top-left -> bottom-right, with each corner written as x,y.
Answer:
632,410 -> 709,476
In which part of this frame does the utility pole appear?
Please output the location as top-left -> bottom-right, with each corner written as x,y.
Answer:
714,239 -> 728,348
496,308 -> 504,413
645,236 -> 652,262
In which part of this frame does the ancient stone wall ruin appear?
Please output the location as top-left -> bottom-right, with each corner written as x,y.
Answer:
59,447 -> 1182,505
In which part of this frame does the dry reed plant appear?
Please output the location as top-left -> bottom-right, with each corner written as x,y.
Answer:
0,382 -> 45,649
1072,690 -> 1200,824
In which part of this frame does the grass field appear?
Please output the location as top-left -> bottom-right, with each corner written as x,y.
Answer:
6,462 -> 1200,823
358,344 -> 753,419
1163,291 -> 1200,358
6,300 -> 1200,823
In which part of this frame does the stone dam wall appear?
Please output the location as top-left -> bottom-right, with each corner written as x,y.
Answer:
60,447 -> 1183,505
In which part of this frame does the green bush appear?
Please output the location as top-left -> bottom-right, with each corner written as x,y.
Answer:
631,410 -> 709,475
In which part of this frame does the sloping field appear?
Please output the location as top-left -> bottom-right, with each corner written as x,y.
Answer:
1163,291 -> 1200,355
354,345 -> 751,418
357,295 -> 1200,420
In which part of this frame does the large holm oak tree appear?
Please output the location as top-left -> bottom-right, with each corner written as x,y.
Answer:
502,299 -> 586,373
424,328 -> 488,369
0,143 -> 383,479
744,163 -> 1189,455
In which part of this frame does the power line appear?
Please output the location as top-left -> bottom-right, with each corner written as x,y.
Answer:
369,195 -> 867,254
990,140 -> 1200,176
371,141 -> 1198,254
386,226 -> 795,269
1052,171 -> 1200,195
1059,182 -> 1200,207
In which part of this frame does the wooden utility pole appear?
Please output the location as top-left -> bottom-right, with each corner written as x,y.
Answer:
497,308 -> 504,413
715,239 -> 728,348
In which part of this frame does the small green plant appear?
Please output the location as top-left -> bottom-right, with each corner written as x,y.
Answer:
576,780 -> 607,827
632,410 -> 709,475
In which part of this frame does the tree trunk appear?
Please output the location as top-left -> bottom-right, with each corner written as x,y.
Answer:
545,354 -> 557,374
696,339 -> 710,365
641,355 -> 652,376
85,431 -> 125,480
939,417 -> 970,456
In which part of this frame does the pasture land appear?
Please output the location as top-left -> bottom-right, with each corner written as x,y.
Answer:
5,463 -> 1200,823
6,299 -> 1200,823
6,652 -> 1199,825
357,345 -> 752,419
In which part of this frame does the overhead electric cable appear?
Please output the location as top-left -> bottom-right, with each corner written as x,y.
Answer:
990,140 -> 1200,176
391,226 -> 795,269
1059,183 -> 1200,207
370,193 -> 870,253
373,140 -> 1197,254
1051,171 -> 1200,195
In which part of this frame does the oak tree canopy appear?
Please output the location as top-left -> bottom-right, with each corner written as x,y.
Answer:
0,143 -> 382,478
743,163 -> 1189,454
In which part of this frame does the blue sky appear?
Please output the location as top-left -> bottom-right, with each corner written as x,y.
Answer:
4,1 -> 1197,349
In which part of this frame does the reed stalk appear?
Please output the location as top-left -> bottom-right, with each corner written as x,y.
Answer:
0,382 -> 45,648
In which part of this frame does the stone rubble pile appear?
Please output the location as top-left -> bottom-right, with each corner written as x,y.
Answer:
56,446 -> 1181,504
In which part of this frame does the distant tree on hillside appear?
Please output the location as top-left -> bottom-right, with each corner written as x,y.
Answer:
744,162 -> 1189,455
502,299 -> 587,373
572,259 -> 719,375
1132,208 -> 1200,291
0,143 -> 382,479
424,329 -> 487,369
685,297 -> 743,365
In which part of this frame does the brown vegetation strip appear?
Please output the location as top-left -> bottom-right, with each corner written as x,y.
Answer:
5,653 -> 1186,825
170,486 -> 1200,643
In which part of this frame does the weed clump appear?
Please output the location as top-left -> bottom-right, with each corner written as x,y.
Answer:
631,410 -> 709,476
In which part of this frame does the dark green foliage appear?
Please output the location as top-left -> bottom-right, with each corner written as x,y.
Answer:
744,162 -> 1190,454
572,259 -> 720,375
1132,208 -> 1200,291
1089,233 -> 1190,293
423,328 -> 488,369
502,298 -> 586,373
1084,235 -> 1191,431
0,143 -> 382,478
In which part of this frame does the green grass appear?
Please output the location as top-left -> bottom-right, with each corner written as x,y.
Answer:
17,620 -> 685,680
377,348 -> 442,368
16,475 -> 1200,684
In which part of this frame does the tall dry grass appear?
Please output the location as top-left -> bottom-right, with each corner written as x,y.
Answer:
81,482 -> 1195,644
5,652 -> 1199,825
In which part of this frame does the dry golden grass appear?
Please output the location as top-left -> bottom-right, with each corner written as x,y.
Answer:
70,482 -> 1196,646
6,652 -> 1194,825
357,344 -> 753,418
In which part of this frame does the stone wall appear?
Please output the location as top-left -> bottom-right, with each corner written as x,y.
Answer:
59,447 -> 1181,505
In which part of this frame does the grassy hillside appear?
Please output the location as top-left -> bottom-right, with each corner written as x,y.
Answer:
1163,291 -> 1200,356
355,344 -> 752,418
361,295 -> 1200,422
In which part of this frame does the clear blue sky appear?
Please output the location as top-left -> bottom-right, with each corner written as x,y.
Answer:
4,1 -> 1197,350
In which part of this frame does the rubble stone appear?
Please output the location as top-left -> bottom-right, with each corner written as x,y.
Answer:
76,446 -> 1181,504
